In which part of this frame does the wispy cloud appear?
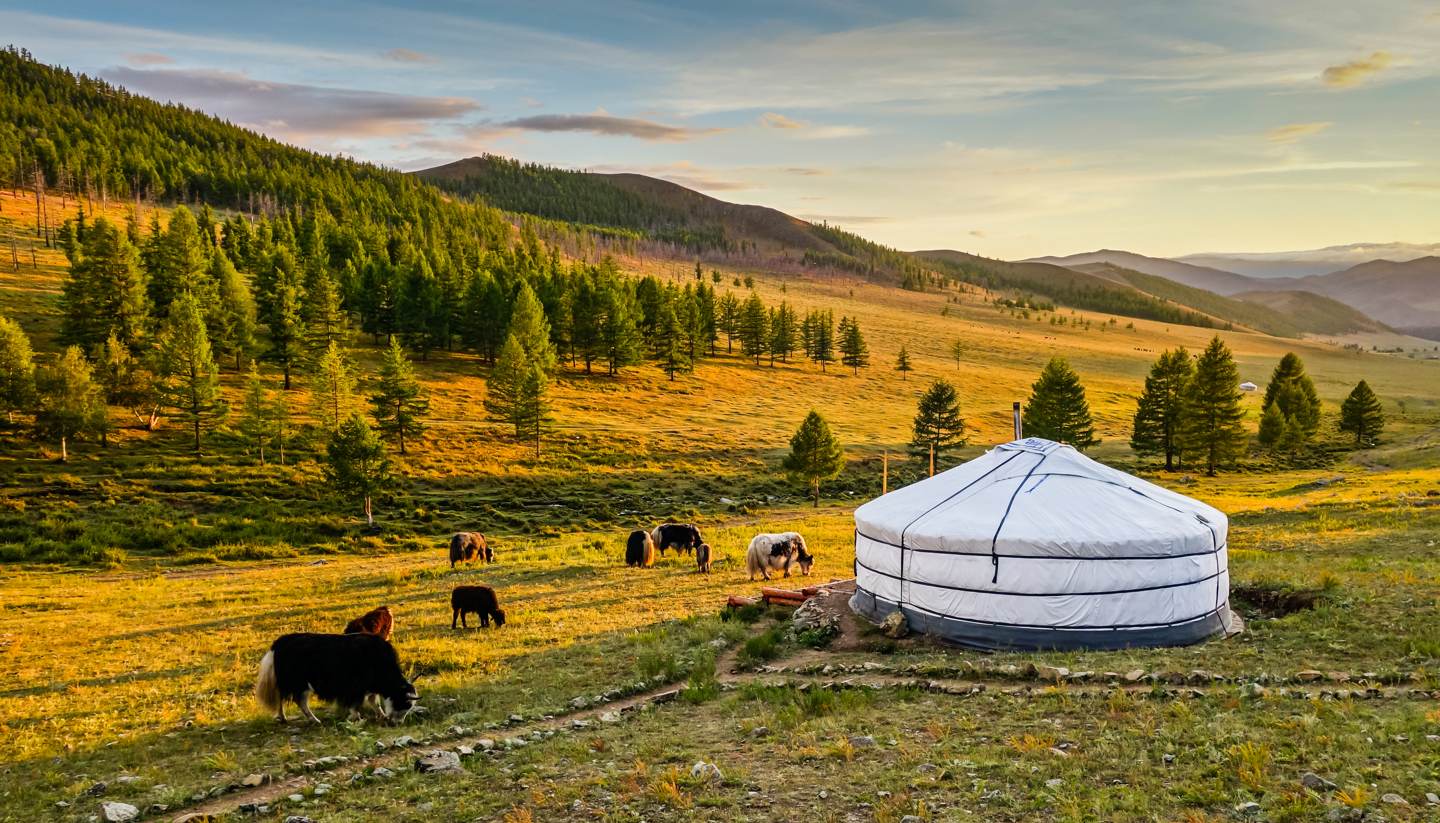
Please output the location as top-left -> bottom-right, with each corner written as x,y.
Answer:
106,67 -> 480,140
1266,121 -> 1332,144
1322,51 -> 1393,87
382,48 -> 436,64
497,113 -> 721,141
124,52 -> 172,66
758,112 -> 805,129
756,112 -> 869,139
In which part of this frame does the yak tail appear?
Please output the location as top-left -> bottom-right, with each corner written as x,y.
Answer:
255,650 -> 280,711
650,526 -> 663,549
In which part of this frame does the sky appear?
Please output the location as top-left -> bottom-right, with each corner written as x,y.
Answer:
3,1 -> 1439,259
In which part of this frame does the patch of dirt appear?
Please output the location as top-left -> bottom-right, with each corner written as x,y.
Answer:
1231,583 -> 1326,618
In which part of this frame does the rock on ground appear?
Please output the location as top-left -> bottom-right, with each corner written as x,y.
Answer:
880,610 -> 908,639
99,802 -> 139,822
415,750 -> 463,773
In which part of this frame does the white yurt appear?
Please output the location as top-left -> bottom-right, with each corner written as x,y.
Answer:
851,438 -> 1231,650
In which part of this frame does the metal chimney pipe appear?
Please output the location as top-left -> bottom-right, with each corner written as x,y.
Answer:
1012,401 -> 1022,440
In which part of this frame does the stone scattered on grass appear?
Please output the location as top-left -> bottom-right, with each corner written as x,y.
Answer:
372,766 -> 395,779
1300,772 -> 1336,791
287,793 -> 304,803
475,738 -> 496,751
240,773 -> 269,788
1235,801 -> 1261,815
690,761 -> 724,783
1425,792 -> 1439,805
86,782 -> 109,797
879,611 -> 908,639
1381,793 -> 1408,805
848,735 -> 877,748
99,801 -> 138,822
283,817 -> 317,823
392,735 -> 416,747
599,711 -> 622,723
415,750 -> 463,773
1045,778 -> 1064,789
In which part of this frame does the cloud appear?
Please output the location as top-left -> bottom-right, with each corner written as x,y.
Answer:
382,48 -> 436,64
1322,51 -> 1394,87
1266,121 -> 1333,144
105,67 -> 480,140
969,229 -> 987,238
758,112 -> 805,129
784,167 -> 828,176
497,114 -> 721,141
756,112 -> 869,139
124,52 -> 173,66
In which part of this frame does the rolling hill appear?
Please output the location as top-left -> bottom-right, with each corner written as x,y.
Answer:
1301,257 -> 1440,339
1179,242 -> 1440,279
1027,249 -> 1262,296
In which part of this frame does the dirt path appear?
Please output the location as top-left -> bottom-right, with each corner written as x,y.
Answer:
171,643 -> 747,821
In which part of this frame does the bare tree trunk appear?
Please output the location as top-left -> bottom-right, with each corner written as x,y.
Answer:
60,436 -> 68,462
364,496 -> 374,527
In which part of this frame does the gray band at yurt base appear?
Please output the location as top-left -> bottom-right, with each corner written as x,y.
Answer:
849,438 -> 1231,651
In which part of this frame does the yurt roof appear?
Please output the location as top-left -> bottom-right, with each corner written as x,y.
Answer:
854,438 -> 1226,560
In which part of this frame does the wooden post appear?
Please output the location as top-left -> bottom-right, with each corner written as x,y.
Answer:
929,443 -> 935,477
882,450 -> 889,495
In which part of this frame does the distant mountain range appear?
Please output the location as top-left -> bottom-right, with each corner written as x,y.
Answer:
415,156 -> 1436,341
1027,249 -> 1438,340
1177,243 -> 1440,279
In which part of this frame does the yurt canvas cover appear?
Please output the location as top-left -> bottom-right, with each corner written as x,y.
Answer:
851,438 -> 1229,650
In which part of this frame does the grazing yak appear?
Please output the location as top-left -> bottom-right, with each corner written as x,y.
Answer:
625,529 -> 657,567
745,532 -> 814,581
651,523 -> 704,556
451,585 -> 507,629
255,632 -> 417,724
344,605 -> 394,641
449,532 -> 493,568
695,543 -> 712,574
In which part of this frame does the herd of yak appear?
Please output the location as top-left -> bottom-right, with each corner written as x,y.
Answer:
254,523 -> 817,725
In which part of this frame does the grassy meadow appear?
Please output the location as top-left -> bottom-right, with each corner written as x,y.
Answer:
3,189 -> 1440,820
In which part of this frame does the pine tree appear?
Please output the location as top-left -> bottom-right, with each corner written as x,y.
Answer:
895,343 -> 913,380
146,206 -> 208,318
1022,356 -> 1097,450
325,413 -> 391,528
738,292 -> 769,365
769,301 -> 798,364
839,317 -> 870,375
485,333 -> 528,434
151,291 -> 225,453
94,332 -> 159,430
911,379 -> 966,460
310,341 -> 359,433
1262,353 -> 1321,442
208,249 -> 256,371
261,249 -> 306,390
237,360 -> 275,464
1130,347 -> 1193,469
513,363 -> 551,458
1257,401 -> 1288,450
949,339 -> 965,369
303,265 -> 349,359
507,281 -> 558,374
782,410 -> 845,507
1179,336 -> 1247,476
370,338 -> 429,454
34,345 -> 104,461
717,292 -> 740,354
60,217 -> 148,350
652,298 -> 689,380
0,315 -> 36,425
806,310 -> 835,371
1339,379 -> 1384,447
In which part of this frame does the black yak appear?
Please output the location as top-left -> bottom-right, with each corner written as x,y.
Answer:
255,633 -> 417,724
451,585 -> 507,629
626,529 -> 657,567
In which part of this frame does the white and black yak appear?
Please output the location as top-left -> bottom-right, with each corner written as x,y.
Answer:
650,523 -> 704,556
745,532 -> 814,581
451,585 -> 507,629
625,529 -> 657,567
449,532 -> 493,568
255,633 -> 417,724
